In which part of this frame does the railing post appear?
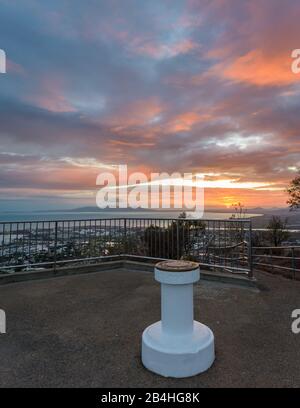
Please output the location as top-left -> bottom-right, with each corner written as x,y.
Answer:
292,247 -> 296,280
123,218 -> 127,255
270,248 -> 274,273
54,221 -> 58,272
248,221 -> 253,278
176,220 -> 180,260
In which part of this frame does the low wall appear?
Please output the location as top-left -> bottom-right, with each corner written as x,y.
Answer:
0,255 -> 257,288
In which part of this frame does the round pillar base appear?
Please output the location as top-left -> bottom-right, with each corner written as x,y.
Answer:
142,321 -> 215,378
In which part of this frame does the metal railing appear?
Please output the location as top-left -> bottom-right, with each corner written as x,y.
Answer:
252,246 -> 300,279
0,218 -> 253,276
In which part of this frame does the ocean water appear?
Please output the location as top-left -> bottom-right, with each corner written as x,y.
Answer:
0,210 -> 261,223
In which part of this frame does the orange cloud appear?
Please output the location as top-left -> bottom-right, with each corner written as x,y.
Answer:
110,140 -> 155,147
217,49 -> 299,86
204,188 -> 287,208
106,98 -> 164,127
166,112 -> 211,132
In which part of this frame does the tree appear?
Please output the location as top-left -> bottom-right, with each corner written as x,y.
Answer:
287,172 -> 300,210
250,230 -> 268,247
143,218 -> 206,260
230,202 -> 247,219
267,216 -> 289,247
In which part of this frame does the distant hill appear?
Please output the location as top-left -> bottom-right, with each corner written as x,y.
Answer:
251,208 -> 300,229
67,207 -> 180,213
37,205 -> 285,214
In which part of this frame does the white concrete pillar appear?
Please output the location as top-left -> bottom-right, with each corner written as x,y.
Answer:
142,260 -> 215,378
161,283 -> 194,335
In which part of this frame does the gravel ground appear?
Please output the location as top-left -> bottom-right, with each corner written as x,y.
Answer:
0,268 -> 299,388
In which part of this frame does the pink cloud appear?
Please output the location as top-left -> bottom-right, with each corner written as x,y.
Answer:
27,76 -> 76,113
6,59 -> 26,76
129,37 -> 198,59
165,112 -> 211,132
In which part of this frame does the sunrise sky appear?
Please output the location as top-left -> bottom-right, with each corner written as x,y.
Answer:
0,0 -> 300,211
